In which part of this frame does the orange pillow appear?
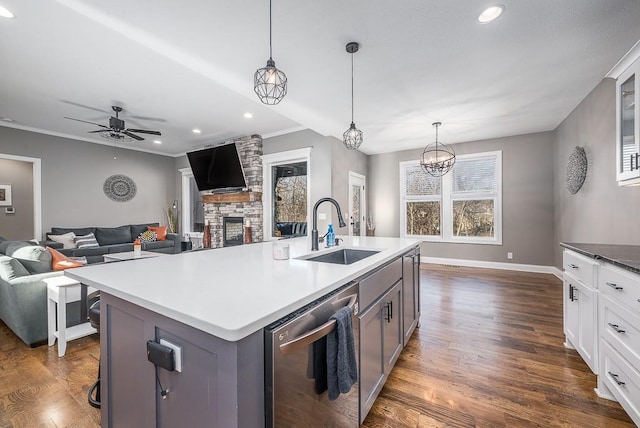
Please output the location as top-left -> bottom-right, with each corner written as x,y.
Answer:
46,247 -> 85,271
147,225 -> 168,241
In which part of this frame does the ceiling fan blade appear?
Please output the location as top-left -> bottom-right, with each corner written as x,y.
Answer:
126,128 -> 161,136
87,129 -> 108,133
123,131 -> 144,141
64,117 -> 109,128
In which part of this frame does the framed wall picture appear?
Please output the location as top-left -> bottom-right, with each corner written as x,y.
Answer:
0,184 -> 12,206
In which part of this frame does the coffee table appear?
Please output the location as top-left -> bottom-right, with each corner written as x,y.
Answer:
103,251 -> 164,262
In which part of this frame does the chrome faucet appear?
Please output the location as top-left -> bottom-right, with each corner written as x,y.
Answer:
311,197 -> 347,251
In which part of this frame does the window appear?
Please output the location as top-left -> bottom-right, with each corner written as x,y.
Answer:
400,150 -> 502,244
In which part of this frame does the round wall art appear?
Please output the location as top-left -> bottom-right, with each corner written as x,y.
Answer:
103,174 -> 137,202
566,146 -> 588,195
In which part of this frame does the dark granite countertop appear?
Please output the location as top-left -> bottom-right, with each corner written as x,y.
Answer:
560,242 -> 640,274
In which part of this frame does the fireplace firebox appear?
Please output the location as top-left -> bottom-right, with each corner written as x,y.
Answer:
223,217 -> 244,247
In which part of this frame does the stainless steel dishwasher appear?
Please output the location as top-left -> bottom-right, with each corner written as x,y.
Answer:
265,282 -> 360,427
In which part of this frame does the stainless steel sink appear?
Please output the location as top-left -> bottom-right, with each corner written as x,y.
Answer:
299,248 -> 380,265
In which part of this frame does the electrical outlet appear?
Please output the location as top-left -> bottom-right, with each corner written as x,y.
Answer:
160,339 -> 182,373
507,252 -> 513,260
318,212 -> 327,220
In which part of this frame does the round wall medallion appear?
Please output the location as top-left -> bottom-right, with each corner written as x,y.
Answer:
103,174 -> 137,202
566,146 -> 588,195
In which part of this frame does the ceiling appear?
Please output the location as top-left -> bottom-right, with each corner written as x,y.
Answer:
1,0 -> 640,157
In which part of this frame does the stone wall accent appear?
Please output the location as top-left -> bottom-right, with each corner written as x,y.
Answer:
203,135 -> 263,248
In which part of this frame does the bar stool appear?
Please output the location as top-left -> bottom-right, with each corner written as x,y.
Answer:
87,292 -> 101,409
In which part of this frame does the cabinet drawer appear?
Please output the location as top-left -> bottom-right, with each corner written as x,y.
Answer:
601,264 -> 640,312
563,250 -> 598,287
601,295 -> 640,369
359,258 -> 402,311
601,341 -> 640,426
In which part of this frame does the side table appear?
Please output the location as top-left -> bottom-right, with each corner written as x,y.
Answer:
45,276 -> 97,357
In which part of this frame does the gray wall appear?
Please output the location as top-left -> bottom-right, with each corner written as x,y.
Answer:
0,158 -> 33,240
263,129 -> 333,234
369,132 -> 556,266
0,127 -> 176,239
331,138 -> 368,229
553,78 -> 640,267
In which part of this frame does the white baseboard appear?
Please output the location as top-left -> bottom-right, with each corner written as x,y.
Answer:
422,256 -> 563,278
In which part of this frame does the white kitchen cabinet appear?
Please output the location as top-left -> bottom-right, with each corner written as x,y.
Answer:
563,249 -> 599,374
608,43 -> 640,185
598,263 -> 640,426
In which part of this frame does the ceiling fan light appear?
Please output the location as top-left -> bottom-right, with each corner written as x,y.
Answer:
254,59 -> 287,105
343,122 -> 363,150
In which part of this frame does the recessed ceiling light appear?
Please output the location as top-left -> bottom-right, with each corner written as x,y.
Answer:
478,5 -> 504,23
153,140 -> 162,144
0,6 -> 15,19
192,128 -> 201,134
244,112 -> 253,119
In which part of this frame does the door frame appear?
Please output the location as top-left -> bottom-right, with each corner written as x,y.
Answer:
0,153 -> 42,240
262,148 -> 312,241
348,171 -> 366,237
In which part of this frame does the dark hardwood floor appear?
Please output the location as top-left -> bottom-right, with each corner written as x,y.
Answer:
363,264 -> 635,428
0,265 -> 635,427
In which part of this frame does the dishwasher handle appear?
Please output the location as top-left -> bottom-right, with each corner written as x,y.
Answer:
279,294 -> 357,355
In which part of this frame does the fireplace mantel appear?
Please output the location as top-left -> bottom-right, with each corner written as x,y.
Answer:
202,192 -> 262,204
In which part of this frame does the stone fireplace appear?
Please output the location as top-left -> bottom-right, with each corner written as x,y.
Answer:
201,135 -> 263,248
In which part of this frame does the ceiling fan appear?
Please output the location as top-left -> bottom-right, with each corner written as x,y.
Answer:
65,106 -> 161,141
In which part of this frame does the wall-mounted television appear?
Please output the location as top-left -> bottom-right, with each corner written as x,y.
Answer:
187,143 -> 247,193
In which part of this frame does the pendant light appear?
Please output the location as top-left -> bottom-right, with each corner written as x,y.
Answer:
254,0 -> 287,105
343,42 -> 363,150
420,122 -> 456,177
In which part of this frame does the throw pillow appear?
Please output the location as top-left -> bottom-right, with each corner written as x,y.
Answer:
11,245 -> 53,274
47,232 -> 77,249
147,226 -> 168,241
0,255 -> 30,281
75,233 -> 99,249
138,230 -> 157,242
69,256 -> 88,265
46,247 -> 85,271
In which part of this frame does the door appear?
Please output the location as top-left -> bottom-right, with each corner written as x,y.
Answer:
348,171 -> 366,237
382,281 -> 403,374
576,281 -> 598,374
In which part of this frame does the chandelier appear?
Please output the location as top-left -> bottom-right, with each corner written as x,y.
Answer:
254,0 -> 287,105
419,122 -> 456,177
343,42 -> 363,150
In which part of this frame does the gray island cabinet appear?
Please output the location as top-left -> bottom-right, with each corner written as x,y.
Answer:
67,236 -> 420,427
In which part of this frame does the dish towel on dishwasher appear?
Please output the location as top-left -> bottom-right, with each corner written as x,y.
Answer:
326,306 -> 357,401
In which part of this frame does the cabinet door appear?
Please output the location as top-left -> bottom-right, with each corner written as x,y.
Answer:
575,281 -> 598,374
402,254 -> 417,345
383,281 -> 403,375
564,276 -> 579,349
616,59 -> 640,183
359,300 -> 385,423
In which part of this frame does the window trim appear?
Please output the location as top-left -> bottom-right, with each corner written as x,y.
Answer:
400,150 -> 502,245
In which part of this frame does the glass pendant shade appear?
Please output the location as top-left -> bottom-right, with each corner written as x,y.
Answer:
343,122 -> 363,150
420,122 -> 456,177
254,58 -> 287,105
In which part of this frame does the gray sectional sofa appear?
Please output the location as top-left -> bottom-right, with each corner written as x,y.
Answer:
42,222 -> 181,263
0,238 -> 84,347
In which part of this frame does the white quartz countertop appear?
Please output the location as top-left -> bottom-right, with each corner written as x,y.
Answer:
66,236 -> 420,341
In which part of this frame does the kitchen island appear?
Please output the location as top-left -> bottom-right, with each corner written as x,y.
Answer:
67,235 -> 420,427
